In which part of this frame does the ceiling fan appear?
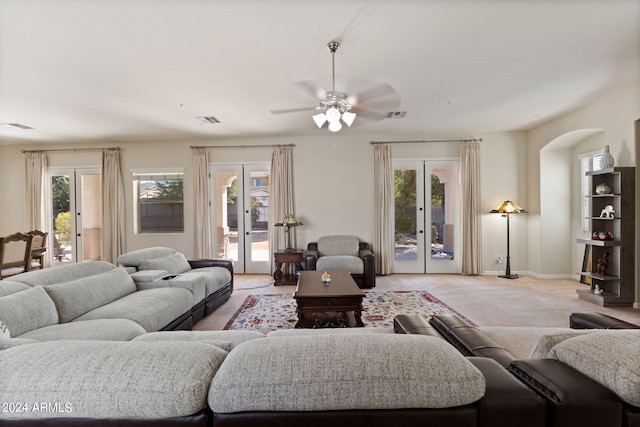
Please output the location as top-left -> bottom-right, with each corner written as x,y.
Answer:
271,41 -> 401,132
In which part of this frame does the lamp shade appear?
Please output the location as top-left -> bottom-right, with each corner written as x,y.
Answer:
341,111 -> 356,127
490,200 -> 526,214
312,113 -> 327,128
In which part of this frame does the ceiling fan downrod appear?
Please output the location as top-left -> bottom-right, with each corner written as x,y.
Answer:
327,41 -> 339,93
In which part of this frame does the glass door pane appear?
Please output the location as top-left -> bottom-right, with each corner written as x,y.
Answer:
243,165 -> 270,273
426,162 -> 459,273
51,172 -> 73,264
79,172 -> 102,261
393,161 -> 426,273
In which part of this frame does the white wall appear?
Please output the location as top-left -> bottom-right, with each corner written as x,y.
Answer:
0,131 -> 527,274
526,82 -> 639,305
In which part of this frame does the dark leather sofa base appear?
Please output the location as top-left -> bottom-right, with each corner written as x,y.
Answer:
509,359 -> 623,427
569,312 -> 640,329
160,309 -> 193,331
214,407 -> 477,427
204,283 -> 233,317
0,409 -> 211,427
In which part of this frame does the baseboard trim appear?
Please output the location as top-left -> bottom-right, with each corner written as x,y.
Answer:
482,271 -> 575,279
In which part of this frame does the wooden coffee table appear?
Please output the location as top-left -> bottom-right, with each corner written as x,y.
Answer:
293,270 -> 365,328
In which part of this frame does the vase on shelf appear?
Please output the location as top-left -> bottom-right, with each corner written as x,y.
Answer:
601,145 -> 615,169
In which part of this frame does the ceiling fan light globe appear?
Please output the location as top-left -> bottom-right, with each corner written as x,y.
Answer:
341,111 -> 356,127
325,107 -> 341,123
328,121 -> 342,132
312,113 -> 327,128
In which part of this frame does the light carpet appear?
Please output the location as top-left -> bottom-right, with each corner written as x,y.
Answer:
224,290 -> 475,334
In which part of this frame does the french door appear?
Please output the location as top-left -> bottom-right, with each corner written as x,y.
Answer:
211,163 -> 270,274
49,167 -> 102,264
393,159 -> 460,273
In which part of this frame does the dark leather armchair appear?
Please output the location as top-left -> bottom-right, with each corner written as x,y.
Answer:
303,235 -> 375,288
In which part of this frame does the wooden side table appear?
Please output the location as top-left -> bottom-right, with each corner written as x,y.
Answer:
273,249 -> 304,286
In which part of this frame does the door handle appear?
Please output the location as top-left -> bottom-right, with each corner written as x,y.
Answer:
246,232 -> 250,236
419,230 -> 424,234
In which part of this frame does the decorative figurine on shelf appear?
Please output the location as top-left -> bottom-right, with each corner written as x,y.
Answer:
594,284 -> 603,295
321,271 -> 331,284
592,231 -> 613,240
595,183 -> 612,195
600,205 -> 615,218
596,252 -> 610,276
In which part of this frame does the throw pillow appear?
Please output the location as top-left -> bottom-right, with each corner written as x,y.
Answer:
0,286 -> 59,337
550,330 -> 640,407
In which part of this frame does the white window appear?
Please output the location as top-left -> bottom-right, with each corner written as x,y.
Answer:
132,169 -> 184,234
580,151 -> 603,232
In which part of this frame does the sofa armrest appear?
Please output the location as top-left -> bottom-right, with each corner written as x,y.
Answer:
303,244 -> 319,270
429,314 -> 516,368
469,357 -> 546,427
569,312 -> 640,329
188,258 -> 234,287
508,359 -> 623,427
393,314 -> 444,338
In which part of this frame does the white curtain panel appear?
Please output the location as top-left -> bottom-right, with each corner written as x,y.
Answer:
102,150 -> 126,263
373,144 -> 393,275
24,152 -> 48,232
460,141 -> 483,275
268,146 -> 295,271
192,148 -> 213,259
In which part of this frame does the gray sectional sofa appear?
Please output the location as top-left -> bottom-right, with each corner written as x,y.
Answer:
116,247 -> 233,322
0,261 -> 194,341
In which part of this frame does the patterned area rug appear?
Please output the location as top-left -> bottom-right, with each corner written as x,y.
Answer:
224,290 -> 475,333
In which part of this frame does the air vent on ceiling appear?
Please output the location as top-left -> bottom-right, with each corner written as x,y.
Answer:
386,111 -> 407,119
196,116 -> 221,124
1,123 -> 33,130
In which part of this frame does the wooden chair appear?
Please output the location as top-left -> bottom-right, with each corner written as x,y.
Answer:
27,229 -> 48,270
0,232 -> 33,279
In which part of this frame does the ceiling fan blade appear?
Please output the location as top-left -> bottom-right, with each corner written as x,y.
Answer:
296,81 -> 327,100
351,82 -> 399,106
270,106 -> 319,115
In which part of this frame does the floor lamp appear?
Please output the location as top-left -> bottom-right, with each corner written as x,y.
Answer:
490,200 -> 526,279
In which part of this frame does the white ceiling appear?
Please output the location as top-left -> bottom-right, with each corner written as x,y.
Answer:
1,0 -> 638,145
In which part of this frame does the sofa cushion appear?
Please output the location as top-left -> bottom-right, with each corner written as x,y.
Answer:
0,337 -> 38,351
44,266 -> 136,323
529,330 -> 593,358
209,334 -> 485,413
179,269 -> 230,297
20,319 -> 147,342
138,252 -> 192,274
116,247 -> 177,267
0,341 -> 227,419
316,255 -> 364,274
0,281 -> 30,297
133,330 -> 265,349
549,330 -> 640,407
0,286 -> 59,337
74,287 -> 193,332
317,235 -> 360,257
8,260 -> 115,287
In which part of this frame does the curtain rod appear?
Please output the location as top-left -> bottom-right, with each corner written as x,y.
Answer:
369,138 -> 482,145
21,147 -> 121,153
190,144 -> 295,149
